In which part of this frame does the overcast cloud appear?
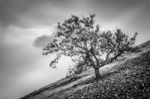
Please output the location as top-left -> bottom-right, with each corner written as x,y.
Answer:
0,0 -> 150,99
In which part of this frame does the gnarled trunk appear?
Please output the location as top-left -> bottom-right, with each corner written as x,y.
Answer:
94,67 -> 102,80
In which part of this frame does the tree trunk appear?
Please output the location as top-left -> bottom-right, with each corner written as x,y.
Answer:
94,67 -> 102,80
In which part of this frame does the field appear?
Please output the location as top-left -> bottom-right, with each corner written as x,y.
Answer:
21,40 -> 150,99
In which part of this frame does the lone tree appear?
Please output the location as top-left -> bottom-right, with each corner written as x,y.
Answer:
43,14 -> 138,80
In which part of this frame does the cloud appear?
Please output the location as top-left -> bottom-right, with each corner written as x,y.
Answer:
33,35 -> 53,49
0,22 -> 56,98
0,0 -> 33,27
0,0 -> 76,28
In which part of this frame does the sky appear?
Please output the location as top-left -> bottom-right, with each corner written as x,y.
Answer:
0,0 -> 150,99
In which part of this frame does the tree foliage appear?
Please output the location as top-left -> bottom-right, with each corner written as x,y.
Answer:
43,14 -> 138,79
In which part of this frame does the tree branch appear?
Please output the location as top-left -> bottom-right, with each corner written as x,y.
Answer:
72,41 -> 87,51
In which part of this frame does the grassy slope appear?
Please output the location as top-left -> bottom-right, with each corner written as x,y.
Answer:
21,40 -> 150,99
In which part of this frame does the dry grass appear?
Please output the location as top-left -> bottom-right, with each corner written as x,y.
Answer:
57,51 -> 150,99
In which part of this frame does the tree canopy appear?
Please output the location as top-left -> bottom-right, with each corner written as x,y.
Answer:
43,14 -> 138,79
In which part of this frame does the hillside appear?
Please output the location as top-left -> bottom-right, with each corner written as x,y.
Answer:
21,40 -> 150,99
